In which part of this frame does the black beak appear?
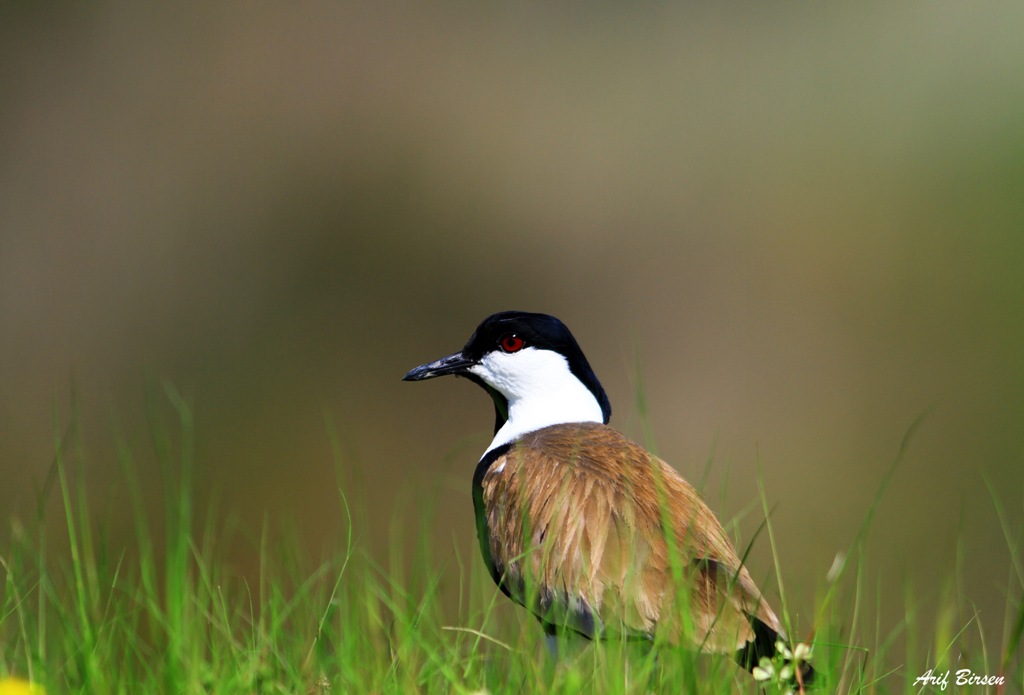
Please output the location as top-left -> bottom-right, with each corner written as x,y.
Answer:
403,351 -> 475,381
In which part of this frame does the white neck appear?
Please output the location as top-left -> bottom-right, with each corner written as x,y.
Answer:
469,348 -> 605,455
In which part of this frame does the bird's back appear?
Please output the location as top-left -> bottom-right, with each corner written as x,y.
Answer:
476,422 -> 784,652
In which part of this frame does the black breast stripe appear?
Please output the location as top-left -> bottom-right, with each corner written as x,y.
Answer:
472,443 -> 513,598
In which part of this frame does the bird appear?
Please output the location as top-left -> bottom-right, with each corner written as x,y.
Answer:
403,310 -> 814,685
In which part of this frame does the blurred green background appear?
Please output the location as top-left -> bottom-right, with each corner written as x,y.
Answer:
2,0 -> 1022,663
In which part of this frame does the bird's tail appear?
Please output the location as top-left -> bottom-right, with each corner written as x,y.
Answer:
736,617 -> 816,688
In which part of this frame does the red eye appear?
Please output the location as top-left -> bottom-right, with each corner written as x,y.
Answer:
500,334 -> 525,353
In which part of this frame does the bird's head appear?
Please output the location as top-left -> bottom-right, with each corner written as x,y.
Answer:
403,311 -> 611,446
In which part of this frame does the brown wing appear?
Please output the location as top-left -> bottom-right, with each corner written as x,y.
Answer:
478,422 -> 783,652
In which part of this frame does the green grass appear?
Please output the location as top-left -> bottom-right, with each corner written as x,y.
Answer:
1,388 -> 1021,694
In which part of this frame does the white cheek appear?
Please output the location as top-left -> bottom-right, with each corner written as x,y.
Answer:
468,354 -> 511,395
468,353 -> 512,393
469,347 -> 605,454
469,349 -> 565,399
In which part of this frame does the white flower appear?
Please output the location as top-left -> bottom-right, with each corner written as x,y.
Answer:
793,642 -> 812,661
